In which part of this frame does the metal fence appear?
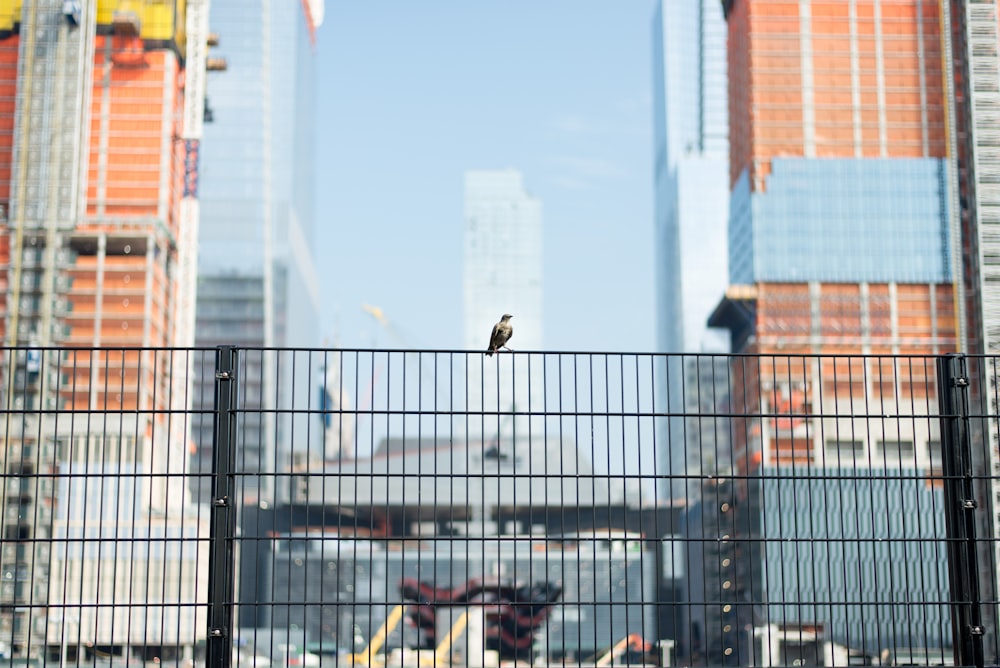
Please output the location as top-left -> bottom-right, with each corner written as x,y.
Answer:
0,347 -> 998,668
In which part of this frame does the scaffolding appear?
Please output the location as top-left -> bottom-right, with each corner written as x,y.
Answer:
0,1 -> 212,659
0,0 -> 95,654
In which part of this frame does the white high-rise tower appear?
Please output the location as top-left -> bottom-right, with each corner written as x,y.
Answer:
462,170 -> 543,441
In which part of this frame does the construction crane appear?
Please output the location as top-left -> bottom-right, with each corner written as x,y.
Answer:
362,303 -> 414,348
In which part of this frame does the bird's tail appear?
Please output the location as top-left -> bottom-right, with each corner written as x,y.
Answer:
485,349 -> 494,357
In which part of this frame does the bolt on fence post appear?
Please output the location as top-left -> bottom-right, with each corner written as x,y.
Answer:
207,346 -> 239,668
937,353 -> 985,668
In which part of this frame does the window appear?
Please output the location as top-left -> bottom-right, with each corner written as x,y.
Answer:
824,439 -> 864,465
6,463 -> 32,476
879,440 -> 916,466
4,526 -> 30,541
927,440 -> 942,470
121,435 -> 136,464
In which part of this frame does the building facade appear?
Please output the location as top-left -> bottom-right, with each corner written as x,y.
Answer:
651,0 -> 732,500
190,0 -> 323,505
462,169 -> 543,441
698,0 -> 960,662
0,1 -> 212,661
247,436 -> 675,662
713,0 -> 956,456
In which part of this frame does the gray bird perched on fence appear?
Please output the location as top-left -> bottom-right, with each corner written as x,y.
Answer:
486,314 -> 513,356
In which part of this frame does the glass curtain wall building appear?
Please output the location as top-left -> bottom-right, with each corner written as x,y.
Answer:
651,0 -> 731,501
191,0 -> 323,505
729,158 -> 951,285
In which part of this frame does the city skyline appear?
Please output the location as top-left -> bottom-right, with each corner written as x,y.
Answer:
0,2 -> 998,665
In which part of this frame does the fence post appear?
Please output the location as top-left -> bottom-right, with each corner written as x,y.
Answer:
937,353 -> 985,668
207,346 -> 239,668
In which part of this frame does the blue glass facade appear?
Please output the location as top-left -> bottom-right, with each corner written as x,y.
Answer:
730,158 -> 952,285
759,468 -> 950,652
198,0 -> 270,274
681,469 -> 951,663
192,0 -> 322,504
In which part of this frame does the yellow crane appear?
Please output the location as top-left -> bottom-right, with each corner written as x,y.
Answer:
362,303 -> 414,348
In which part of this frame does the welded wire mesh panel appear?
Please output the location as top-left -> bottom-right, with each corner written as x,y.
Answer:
228,349 -> 978,668
232,348 -> 669,667
712,354 -> 953,666
3,347 -> 997,667
0,347 -> 215,667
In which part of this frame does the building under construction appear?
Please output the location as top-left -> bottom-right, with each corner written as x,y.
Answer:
702,282 -> 957,663
711,0 -> 959,501
690,1 -> 965,662
0,1 -> 213,662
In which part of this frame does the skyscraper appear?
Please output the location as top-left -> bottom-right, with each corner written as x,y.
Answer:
190,0 -> 323,504
0,1 -> 212,659
462,170 -> 543,440
713,0 -> 955,352
652,0 -> 731,498
700,1 -> 957,661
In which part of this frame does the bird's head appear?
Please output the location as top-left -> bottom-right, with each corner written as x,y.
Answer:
501,314 -> 513,321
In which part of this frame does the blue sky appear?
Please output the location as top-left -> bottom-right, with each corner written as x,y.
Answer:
313,1 -> 658,352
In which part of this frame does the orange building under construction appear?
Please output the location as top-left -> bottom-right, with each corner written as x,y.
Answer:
0,1 -> 200,409
710,282 -> 956,471
680,5 -> 981,660
712,0 -> 961,471
724,0 -> 947,190
0,1 -> 213,660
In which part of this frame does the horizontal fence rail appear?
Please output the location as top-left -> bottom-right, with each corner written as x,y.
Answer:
0,348 -> 998,667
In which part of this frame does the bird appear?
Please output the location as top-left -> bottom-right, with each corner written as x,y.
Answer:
486,314 -> 513,356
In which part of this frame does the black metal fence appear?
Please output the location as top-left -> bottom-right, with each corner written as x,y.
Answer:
1,347 -> 999,668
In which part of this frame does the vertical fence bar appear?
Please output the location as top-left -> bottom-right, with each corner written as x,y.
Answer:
937,353 -> 985,668
207,346 -> 239,668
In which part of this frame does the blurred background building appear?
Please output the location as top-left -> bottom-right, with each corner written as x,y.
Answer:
462,169 -> 543,441
246,435 -> 680,662
0,0 -> 214,661
693,1 -> 960,662
651,0 -> 732,503
189,0 -> 324,505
